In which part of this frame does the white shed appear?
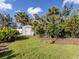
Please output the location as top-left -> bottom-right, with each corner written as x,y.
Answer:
16,29 -> 22,33
22,25 -> 34,36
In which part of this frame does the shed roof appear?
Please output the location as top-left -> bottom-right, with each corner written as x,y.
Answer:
22,25 -> 32,28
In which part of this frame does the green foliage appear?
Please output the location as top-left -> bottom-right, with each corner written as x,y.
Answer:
63,14 -> 79,37
44,13 -> 79,38
35,24 -> 45,37
32,5 -> 79,38
45,23 -> 63,38
0,27 -> 19,41
15,12 -> 29,26
46,7 -> 60,23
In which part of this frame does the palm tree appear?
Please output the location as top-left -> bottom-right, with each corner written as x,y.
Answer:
15,12 -> 29,26
46,7 -> 60,23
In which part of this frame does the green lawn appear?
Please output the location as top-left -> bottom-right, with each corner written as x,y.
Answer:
1,37 -> 79,59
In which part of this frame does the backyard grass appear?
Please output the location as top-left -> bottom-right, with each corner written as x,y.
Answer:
1,37 -> 79,59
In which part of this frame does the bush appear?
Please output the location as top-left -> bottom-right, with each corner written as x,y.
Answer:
0,27 -> 19,42
46,23 -> 63,38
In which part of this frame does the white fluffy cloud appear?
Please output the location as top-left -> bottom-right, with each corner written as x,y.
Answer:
63,0 -> 79,6
0,0 -> 12,10
27,7 -> 43,15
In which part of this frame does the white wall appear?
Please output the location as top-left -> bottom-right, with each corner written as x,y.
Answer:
22,25 -> 34,36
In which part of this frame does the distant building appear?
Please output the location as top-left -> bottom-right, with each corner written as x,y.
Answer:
22,25 -> 34,36
17,25 -> 34,36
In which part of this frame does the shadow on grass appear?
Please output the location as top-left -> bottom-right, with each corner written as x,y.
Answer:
0,36 -> 30,59
13,36 -> 30,42
0,50 -> 19,59
17,36 -> 29,40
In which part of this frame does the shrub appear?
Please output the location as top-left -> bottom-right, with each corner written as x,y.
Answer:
45,23 -> 63,38
0,27 -> 19,42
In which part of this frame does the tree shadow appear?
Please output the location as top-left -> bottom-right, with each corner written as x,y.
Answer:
0,50 -> 19,59
16,36 -> 29,40
10,36 -> 30,42
8,36 -> 30,42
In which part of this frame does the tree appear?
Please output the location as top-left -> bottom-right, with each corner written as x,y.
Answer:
45,22 -> 63,38
46,7 -> 61,23
62,3 -> 74,18
0,13 -> 14,28
35,24 -> 45,37
63,13 -> 79,37
15,12 -> 29,26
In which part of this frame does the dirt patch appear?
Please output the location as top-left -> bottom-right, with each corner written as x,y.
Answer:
40,37 -> 79,45
55,38 -> 79,45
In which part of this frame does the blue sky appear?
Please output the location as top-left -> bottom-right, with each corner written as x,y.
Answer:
0,0 -> 79,17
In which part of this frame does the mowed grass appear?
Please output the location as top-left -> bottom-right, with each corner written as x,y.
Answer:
1,37 -> 79,59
